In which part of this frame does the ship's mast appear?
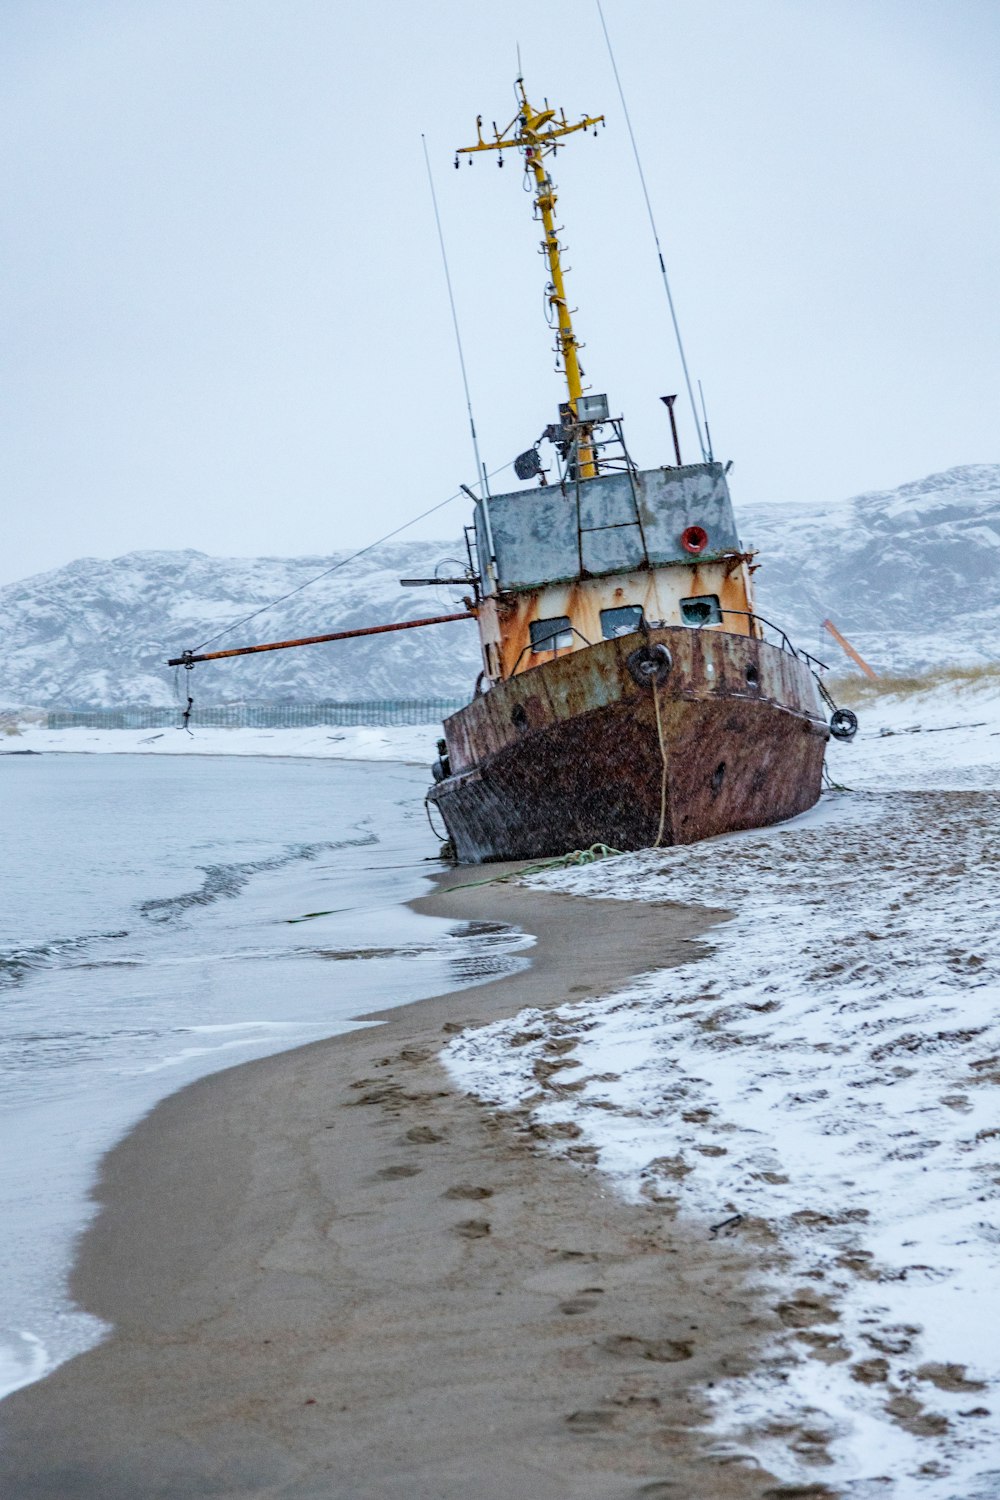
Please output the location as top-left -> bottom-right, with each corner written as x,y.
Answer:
457,79 -> 603,479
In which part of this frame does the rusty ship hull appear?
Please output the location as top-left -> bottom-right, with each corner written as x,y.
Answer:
428,626 -> 829,863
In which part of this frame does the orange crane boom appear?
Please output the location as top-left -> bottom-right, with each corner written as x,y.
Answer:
167,611 -> 473,667
822,618 -> 878,679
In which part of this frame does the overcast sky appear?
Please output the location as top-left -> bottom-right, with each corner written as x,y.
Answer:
2,0 -> 998,585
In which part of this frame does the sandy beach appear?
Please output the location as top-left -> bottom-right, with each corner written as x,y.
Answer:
0,870 -> 794,1500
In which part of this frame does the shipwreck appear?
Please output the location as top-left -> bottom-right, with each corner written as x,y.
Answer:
170,76 -> 856,864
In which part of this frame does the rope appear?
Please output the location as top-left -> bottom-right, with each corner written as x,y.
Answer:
441,842 -> 624,893
651,680 -> 670,847
172,661 -> 195,735
822,762 -> 852,793
424,795 -> 451,844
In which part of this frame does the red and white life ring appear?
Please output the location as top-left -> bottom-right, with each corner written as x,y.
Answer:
680,525 -> 709,555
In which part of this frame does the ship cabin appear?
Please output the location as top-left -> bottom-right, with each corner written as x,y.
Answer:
471,406 -> 758,687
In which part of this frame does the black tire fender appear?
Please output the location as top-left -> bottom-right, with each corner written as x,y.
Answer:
626,643 -> 673,688
829,707 -> 858,741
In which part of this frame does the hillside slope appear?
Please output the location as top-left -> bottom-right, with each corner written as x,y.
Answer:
2,464 -> 997,706
0,544 -> 483,706
748,463 -> 1000,671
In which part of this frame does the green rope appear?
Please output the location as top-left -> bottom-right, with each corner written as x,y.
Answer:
441,842 -> 624,893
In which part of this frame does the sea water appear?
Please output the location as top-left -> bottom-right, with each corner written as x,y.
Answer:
0,752 -> 528,1398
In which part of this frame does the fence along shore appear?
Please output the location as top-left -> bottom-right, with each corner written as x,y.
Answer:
31,700 -> 468,730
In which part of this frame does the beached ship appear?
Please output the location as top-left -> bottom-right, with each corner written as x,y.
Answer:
170,77 -> 854,862
422,80 -> 847,862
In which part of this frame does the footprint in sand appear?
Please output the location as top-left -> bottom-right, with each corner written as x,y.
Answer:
558,1291 -> 604,1315
916,1360 -> 986,1392
404,1125 -> 444,1144
864,1323 -> 919,1356
375,1165 -> 421,1181
345,1082 -> 402,1107
761,1486 -> 840,1499
774,1290 -> 839,1329
442,1184 -> 493,1200
564,1409 -> 617,1433
884,1393 -> 949,1436
396,1046 -> 430,1065
454,1218 -> 490,1239
600,1334 -> 694,1363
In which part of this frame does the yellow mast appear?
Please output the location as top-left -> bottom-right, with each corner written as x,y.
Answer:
457,79 -> 604,479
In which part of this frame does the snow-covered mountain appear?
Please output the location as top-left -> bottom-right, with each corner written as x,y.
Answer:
0,544 -> 484,708
2,464 -> 997,708
746,463 -> 1000,673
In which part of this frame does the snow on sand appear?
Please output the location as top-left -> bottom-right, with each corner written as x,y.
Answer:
8,675 -> 1000,1491
444,678 -> 1000,1497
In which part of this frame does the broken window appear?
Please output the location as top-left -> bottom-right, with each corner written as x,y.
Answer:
680,594 -> 722,627
530,616 -> 573,653
600,605 -> 644,639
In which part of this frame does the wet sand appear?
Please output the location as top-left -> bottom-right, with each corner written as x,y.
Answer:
0,871 -> 789,1499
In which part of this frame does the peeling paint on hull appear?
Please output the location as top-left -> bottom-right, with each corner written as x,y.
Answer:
428,627 -> 829,863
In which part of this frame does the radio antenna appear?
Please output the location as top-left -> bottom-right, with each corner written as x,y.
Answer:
422,134 -> 486,493
596,0 -> 707,462
698,378 -> 715,462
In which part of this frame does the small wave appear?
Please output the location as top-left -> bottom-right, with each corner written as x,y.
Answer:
0,930 -> 130,990
132,1038 -> 303,1073
0,1331 -> 50,1400
137,832 -> 378,923
0,1315 -> 109,1402
181,1021 -> 318,1034
304,919 -> 533,982
0,1026 -> 167,1083
312,942 -> 440,961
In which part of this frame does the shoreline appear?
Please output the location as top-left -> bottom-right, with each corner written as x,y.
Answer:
0,869 -> 786,1500
1,723 -> 438,764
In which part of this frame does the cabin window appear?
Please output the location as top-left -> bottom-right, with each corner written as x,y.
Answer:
680,594 -> 722,627
530,616 -> 573,653
600,605 -> 644,639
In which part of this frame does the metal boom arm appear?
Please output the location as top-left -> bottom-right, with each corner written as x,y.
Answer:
167,611 -> 473,667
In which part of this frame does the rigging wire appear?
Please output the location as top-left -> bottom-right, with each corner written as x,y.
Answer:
421,134 -> 486,495
188,140 -> 508,659
595,0 -> 708,463
188,140 -> 501,658
189,460 -> 512,655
